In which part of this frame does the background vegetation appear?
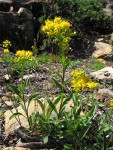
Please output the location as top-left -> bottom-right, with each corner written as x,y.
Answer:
36,0 -> 113,57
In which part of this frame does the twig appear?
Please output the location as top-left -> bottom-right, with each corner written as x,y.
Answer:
16,139 -> 56,149
15,129 -> 42,142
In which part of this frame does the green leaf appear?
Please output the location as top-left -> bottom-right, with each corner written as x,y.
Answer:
103,124 -> 112,132
52,77 -> 62,91
79,123 -> 91,141
64,78 -> 70,85
9,112 -> 25,120
29,113 -> 37,128
46,97 -> 58,117
107,147 -> 113,150
61,55 -> 66,66
43,136 -> 49,144
97,102 -> 105,107
86,105 -> 96,120
79,106 -> 97,140
63,143 -> 74,150
60,93 -> 73,113
47,95 -> 61,117
46,96 -> 61,118
56,71 -> 62,79
74,107 -> 82,119
7,84 -> 22,99
36,99 -> 45,112
27,93 -> 38,109
18,84 -> 24,93
0,111 -> 3,116
20,101 -> 27,113
19,126 -> 29,133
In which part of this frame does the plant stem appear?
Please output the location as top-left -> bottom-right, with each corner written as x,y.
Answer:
62,66 -> 65,93
103,131 -> 107,150
34,39 -> 38,113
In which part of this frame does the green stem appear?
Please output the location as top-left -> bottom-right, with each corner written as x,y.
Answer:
58,96 -> 64,119
62,66 -> 66,93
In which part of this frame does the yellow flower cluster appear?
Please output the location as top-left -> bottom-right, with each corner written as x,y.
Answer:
70,70 -> 84,77
71,70 -> 99,91
4,49 -> 9,54
96,58 -> 105,63
14,50 -> 33,62
3,40 -> 11,54
41,17 -> 73,36
110,99 -> 113,107
41,16 -> 76,51
3,40 -> 12,48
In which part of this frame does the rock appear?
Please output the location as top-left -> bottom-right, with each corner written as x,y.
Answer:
3,147 -> 28,150
17,7 -> 33,20
12,0 -> 43,5
4,97 -> 84,136
96,38 -> 104,42
110,33 -> 113,46
0,10 -> 34,50
103,8 -> 112,16
98,88 -> 113,98
0,0 -> 12,4
90,67 -> 113,83
19,72 -> 46,81
0,0 -> 45,49
92,42 -> 112,58
0,145 -> 3,149
0,96 -> 10,101
0,0 -> 42,5
110,33 -> 113,41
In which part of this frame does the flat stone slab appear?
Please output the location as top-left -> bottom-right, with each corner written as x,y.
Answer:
4,97 -> 84,137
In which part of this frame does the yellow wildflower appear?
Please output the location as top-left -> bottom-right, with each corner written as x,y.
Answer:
0,57 -> 2,61
70,70 -> 84,78
16,50 -> 33,59
3,40 -> 12,48
96,58 -> 105,63
54,16 -> 62,23
41,16 -> 74,37
41,16 -> 76,52
71,69 -> 99,91
110,99 -> 113,107
31,46 -> 35,49
71,79 -> 81,91
87,82 -> 99,89
4,49 -> 9,54
73,31 -> 77,35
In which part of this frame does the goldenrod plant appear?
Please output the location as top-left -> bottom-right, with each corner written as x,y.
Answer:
2,40 -> 13,75
1,16 -> 113,149
41,17 -> 76,93
41,16 -> 76,54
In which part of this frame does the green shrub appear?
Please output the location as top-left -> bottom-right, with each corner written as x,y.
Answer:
41,0 -> 113,30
